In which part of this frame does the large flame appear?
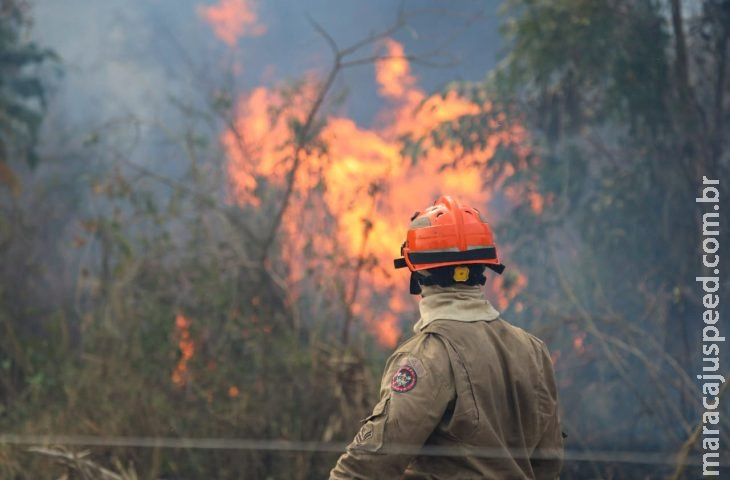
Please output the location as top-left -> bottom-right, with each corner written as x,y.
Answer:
198,0 -> 266,46
221,39 -> 536,347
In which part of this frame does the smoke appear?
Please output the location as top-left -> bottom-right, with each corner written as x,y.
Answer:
31,0 -> 183,127
31,0 -> 503,129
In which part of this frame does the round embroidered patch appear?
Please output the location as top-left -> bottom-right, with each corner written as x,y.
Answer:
391,366 -> 417,392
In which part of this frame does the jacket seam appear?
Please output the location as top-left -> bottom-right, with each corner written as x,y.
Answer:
427,331 -> 481,434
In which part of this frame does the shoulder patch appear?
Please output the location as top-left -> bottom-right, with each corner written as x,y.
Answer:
391,365 -> 417,392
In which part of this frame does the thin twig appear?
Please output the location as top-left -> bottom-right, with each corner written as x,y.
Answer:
307,15 -> 339,58
549,247 -> 692,439
341,189 -> 379,345
258,14 -> 419,263
338,14 -> 406,58
118,158 -> 261,246
258,59 -> 340,264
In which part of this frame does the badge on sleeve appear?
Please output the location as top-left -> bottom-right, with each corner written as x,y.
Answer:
391,365 -> 417,392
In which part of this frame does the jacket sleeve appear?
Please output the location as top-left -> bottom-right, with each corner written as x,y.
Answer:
330,334 -> 454,480
530,342 -> 564,480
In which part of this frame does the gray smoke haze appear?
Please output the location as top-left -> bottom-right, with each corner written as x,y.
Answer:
31,0 -> 503,132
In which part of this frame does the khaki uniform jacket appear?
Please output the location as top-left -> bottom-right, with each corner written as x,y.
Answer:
330,285 -> 563,479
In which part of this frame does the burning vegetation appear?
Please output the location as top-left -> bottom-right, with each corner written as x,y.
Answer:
197,0 -> 266,46
2,0 -> 728,478
220,36 -> 535,347
171,313 -> 195,387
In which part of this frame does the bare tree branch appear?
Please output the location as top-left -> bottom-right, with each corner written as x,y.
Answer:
307,15 -> 340,58
258,14 -> 422,263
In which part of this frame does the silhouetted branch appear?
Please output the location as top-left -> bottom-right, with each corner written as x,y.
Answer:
307,15 -> 339,58
258,14 -> 419,263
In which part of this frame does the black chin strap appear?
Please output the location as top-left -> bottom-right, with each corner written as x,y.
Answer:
409,273 -> 422,295
396,256 -> 506,295
408,265 -> 499,295
486,263 -> 506,274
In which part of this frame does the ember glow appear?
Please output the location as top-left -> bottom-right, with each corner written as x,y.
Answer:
197,0 -> 266,46
573,332 -> 587,354
221,38 -> 535,347
492,271 -> 529,311
171,313 -> 195,387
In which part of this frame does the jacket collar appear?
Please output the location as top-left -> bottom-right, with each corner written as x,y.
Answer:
414,284 -> 500,332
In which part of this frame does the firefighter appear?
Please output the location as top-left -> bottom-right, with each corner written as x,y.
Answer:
329,195 -> 564,479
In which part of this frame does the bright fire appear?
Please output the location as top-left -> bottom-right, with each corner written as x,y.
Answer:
198,0 -> 266,46
221,38 -> 536,347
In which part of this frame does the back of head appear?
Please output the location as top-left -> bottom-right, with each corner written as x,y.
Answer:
393,195 -> 505,294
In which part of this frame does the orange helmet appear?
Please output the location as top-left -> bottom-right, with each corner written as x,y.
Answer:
394,195 -> 505,275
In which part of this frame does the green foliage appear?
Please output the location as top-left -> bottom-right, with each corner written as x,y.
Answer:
0,77 -> 379,478
497,0 -> 672,137
0,0 -> 57,189
3,2 -> 727,477
408,0 -> 729,473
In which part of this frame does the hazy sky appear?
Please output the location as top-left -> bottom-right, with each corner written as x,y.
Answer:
31,0 -> 504,131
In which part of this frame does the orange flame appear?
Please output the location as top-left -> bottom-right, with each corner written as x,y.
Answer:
573,332 -> 586,354
492,271 -> 528,311
528,191 -> 544,215
375,39 -> 416,99
221,39 -> 534,347
198,0 -> 266,46
172,312 -> 195,387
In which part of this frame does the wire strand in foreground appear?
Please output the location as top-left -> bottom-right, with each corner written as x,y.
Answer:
0,433 -> 717,467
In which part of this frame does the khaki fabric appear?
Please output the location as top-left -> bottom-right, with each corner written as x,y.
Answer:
330,285 -> 563,480
414,284 -> 500,331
